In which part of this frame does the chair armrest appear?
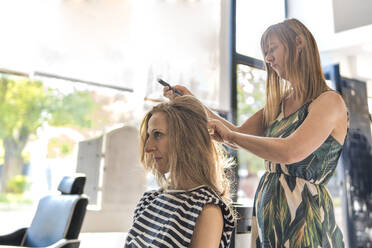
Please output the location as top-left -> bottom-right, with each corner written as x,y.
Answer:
44,239 -> 80,248
0,227 -> 27,245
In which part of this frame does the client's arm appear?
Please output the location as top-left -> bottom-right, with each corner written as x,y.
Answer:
190,204 -> 223,248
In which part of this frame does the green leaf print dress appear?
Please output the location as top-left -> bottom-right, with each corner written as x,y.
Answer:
250,100 -> 345,248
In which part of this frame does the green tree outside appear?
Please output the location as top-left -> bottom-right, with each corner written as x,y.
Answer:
0,76 -> 96,192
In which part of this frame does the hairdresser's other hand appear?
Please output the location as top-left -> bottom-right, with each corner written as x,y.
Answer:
208,119 -> 238,149
163,85 -> 193,100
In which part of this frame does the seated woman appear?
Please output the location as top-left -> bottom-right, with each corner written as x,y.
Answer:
125,96 -> 235,248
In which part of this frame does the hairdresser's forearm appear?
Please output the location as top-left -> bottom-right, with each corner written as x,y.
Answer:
229,132 -> 291,164
205,108 -> 239,132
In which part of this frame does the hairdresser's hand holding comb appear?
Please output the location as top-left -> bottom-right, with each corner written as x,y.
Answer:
162,83 -> 236,142
163,85 -> 192,100
208,119 -> 239,149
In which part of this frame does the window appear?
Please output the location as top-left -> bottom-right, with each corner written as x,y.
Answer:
0,74 -> 140,233
0,0 -> 225,233
233,0 -> 285,204
236,0 -> 285,60
236,64 -> 266,204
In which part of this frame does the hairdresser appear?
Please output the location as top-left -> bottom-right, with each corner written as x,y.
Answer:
164,18 -> 347,247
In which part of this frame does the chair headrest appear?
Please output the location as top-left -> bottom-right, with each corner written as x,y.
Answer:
58,175 -> 86,194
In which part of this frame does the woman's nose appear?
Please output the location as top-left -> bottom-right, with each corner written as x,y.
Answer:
144,139 -> 156,153
265,54 -> 273,64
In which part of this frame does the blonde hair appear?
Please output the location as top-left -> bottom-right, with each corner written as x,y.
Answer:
261,18 -> 330,127
139,96 -> 234,202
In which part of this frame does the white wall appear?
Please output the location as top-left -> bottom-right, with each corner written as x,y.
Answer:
333,0 -> 372,32
287,0 -> 372,52
287,0 -> 372,98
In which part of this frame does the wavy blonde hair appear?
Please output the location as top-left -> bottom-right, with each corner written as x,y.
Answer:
261,18 -> 330,127
139,96 -> 234,202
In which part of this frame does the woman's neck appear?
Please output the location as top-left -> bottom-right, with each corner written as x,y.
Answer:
286,87 -> 302,102
169,178 -> 201,191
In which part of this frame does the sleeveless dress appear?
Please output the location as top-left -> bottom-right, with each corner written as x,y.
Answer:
125,185 -> 235,248
250,100 -> 345,248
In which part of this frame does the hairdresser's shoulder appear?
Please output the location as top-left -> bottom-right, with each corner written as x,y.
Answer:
310,90 -> 346,113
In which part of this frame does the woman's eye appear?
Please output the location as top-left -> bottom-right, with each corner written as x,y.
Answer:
154,132 -> 162,139
264,47 -> 275,56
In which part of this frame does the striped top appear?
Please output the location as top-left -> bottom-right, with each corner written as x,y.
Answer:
124,185 -> 235,248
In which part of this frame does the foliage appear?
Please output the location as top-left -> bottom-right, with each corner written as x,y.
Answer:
6,175 -> 31,194
0,142 -> 3,165
0,76 -> 96,140
0,78 -> 52,139
236,65 -> 266,173
0,192 -> 33,204
48,91 -> 96,128
47,136 -> 74,158
0,75 -> 96,192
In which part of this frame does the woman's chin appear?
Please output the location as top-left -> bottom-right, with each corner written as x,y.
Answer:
272,69 -> 286,79
157,165 -> 170,175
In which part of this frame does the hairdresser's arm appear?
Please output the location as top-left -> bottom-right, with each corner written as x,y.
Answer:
190,204 -> 223,248
209,92 -> 347,164
164,85 -> 265,136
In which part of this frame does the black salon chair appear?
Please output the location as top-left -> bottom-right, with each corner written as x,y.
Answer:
0,175 -> 88,247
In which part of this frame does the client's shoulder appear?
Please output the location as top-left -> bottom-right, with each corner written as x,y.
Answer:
136,189 -> 161,206
186,186 -> 227,206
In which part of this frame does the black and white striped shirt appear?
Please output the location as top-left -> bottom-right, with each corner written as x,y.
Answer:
125,185 -> 235,248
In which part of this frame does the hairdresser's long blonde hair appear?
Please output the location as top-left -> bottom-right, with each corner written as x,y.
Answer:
261,18 -> 330,128
139,96 -> 234,202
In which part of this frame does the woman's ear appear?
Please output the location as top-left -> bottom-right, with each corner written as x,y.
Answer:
296,35 -> 304,53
